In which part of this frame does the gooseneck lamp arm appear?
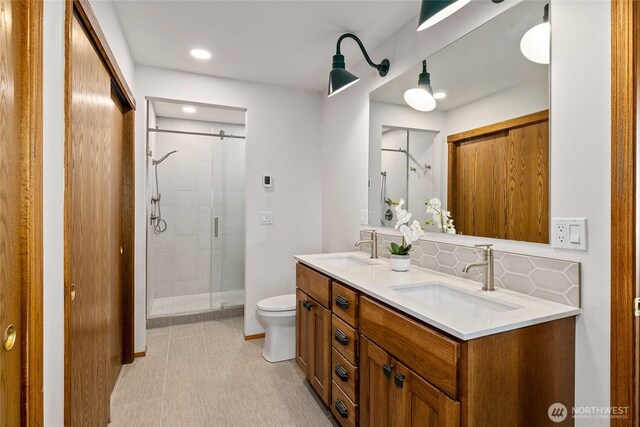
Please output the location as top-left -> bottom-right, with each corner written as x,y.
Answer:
334,33 -> 390,77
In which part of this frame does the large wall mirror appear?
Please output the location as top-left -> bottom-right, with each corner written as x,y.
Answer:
368,1 -> 550,244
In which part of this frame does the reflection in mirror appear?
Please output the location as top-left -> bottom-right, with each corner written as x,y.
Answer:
368,1 -> 550,244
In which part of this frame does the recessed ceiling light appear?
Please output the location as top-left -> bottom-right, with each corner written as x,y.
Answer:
190,48 -> 211,60
433,92 -> 447,100
182,106 -> 196,114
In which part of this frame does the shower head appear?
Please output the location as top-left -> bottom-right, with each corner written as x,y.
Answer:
152,150 -> 178,165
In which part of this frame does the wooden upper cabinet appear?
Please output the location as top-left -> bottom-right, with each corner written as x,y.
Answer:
448,110 -> 549,243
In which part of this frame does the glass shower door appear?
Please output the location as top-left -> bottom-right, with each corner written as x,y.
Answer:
209,137 -> 224,310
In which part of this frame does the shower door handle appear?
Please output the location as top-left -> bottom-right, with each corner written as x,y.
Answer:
214,217 -> 219,237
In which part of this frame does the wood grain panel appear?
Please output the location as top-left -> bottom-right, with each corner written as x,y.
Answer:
391,359 -> 460,427
611,0 -> 639,424
332,347 -> 358,402
0,0 -> 25,422
0,0 -> 43,424
359,337 -> 392,427
448,112 -> 549,243
65,10 -> 131,425
506,120 -> 549,243
359,296 -> 460,399
331,380 -> 357,427
332,281 -> 359,328
296,289 -> 310,376
460,317 -> 575,426
332,314 -> 358,365
296,263 -> 331,308
310,301 -> 332,406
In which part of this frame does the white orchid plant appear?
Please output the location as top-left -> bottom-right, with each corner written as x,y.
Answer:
389,199 -> 425,256
425,198 -> 456,234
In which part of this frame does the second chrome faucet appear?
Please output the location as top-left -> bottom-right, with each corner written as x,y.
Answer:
462,244 -> 495,291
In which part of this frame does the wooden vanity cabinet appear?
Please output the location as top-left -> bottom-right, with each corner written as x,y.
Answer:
296,265 -> 332,406
359,296 -> 576,427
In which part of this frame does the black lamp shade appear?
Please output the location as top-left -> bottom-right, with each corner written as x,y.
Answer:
417,0 -> 470,31
328,55 -> 360,97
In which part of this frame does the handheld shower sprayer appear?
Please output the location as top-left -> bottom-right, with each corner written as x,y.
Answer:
150,150 -> 178,233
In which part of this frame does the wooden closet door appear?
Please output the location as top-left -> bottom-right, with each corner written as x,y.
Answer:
67,12 -> 125,426
0,1 -> 25,424
506,121 -> 549,243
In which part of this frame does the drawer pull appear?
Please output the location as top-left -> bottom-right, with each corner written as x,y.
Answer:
394,372 -> 405,388
334,364 -> 349,381
335,399 -> 349,418
303,301 -> 313,311
383,364 -> 393,378
334,329 -> 348,346
335,295 -> 349,310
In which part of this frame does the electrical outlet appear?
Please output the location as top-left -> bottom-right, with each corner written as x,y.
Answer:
552,218 -> 587,250
260,211 -> 273,225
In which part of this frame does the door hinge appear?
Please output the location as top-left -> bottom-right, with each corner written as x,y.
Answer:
634,297 -> 640,317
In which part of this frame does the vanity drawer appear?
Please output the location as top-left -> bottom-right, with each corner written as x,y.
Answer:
332,281 -> 358,327
331,380 -> 357,427
296,263 -> 331,309
359,296 -> 460,399
332,315 -> 358,365
332,347 -> 358,402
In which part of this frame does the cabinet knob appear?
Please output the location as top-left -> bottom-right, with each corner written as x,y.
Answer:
334,364 -> 348,381
383,364 -> 393,378
334,329 -> 348,346
303,301 -> 313,311
394,372 -> 405,388
335,399 -> 349,418
335,295 -> 349,310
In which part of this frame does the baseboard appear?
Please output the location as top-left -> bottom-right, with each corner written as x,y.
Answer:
244,333 -> 265,341
134,348 -> 146,358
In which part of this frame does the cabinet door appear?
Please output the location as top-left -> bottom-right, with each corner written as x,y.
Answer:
360,337 -> 393,427
296,289 -> 311,376
391,359 -> 460,427
309,299 -> 332,406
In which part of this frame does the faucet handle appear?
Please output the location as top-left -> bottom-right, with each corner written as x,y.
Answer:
474,243 -> 493,250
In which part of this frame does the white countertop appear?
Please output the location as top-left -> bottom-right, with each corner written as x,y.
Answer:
294,252 -> 581,340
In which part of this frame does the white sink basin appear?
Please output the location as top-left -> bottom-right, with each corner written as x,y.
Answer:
320,256 -> 376,268
392,282 -> 519,316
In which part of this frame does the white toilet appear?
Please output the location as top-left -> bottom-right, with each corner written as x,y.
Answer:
256,294 -> 297,363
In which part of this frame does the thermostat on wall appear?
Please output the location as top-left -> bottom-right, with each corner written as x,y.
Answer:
262,174 -> 272,188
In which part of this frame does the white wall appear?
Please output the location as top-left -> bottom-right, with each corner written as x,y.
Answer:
43,1 -> 136,424
134,66 -> 323,348
321,1 -> 611,423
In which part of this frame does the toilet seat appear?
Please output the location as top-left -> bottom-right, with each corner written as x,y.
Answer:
256,294 -> 296,312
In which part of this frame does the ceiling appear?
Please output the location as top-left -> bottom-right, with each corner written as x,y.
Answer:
370,1 -> 549,111
151,98 -> 246,124
113,0 -> 421,93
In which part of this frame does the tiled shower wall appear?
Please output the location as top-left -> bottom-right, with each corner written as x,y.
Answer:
148,117 -> 245,301
359,230 -> 580,308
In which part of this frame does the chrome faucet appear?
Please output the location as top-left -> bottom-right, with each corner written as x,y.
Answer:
463,244 -> 495,291
355,230 -> 378,259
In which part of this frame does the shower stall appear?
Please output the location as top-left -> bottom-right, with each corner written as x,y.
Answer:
146,99 -> 246,319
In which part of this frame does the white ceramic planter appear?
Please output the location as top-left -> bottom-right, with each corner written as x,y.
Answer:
390,254 -> 411,272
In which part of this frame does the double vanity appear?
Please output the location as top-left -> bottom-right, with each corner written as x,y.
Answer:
294,251 -> 580,427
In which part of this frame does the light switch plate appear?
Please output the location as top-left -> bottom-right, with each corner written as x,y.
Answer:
360,209 -> 369,225
551,218 -> 587,250
260,211 -> 273,225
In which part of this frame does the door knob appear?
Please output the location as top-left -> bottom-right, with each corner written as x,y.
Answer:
70,284 -> 76,301
3,324 -> 16,351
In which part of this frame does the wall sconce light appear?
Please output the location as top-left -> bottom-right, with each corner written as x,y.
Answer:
327,33 -> 390,97
520,4 -> 550,64
404,60 -> 436,112
417,0 -> 472,31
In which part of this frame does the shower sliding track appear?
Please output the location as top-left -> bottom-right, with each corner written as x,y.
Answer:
148,127 -> 246,140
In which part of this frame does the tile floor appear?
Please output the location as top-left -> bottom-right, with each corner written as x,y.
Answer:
109,316 -> 337,427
